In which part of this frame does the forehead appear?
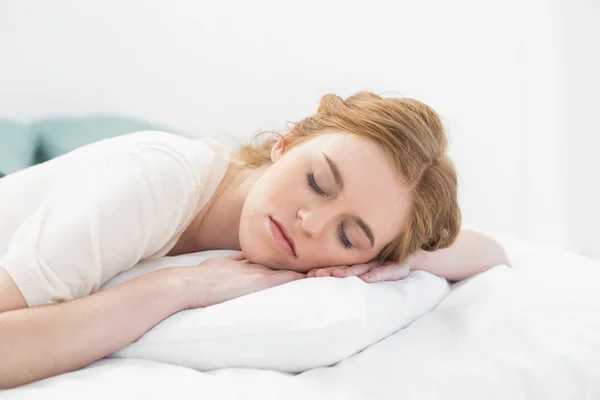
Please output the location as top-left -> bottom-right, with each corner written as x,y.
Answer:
302,132 -> 412,244
306,132 -> 385,159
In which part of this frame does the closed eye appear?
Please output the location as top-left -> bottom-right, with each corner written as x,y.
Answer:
307,172 -> 353,249
307,172 -> 328,196
339,219 -> 353,249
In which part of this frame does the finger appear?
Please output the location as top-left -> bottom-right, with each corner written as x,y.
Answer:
361,263 -> 411,283
329,267 -> 349,278
323,266 -> 355,278
334,261 -> 378,278
315,268 -> 331,277
309,266 -> 352,279
360,266 -> 390,283
307,269 -> 319,278
267,271 -> 306,287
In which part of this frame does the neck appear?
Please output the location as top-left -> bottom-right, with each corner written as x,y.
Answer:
184,162 -> 267,253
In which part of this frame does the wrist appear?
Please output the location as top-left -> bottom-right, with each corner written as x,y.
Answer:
164,266 -> 213,310
149,267 -> 197,311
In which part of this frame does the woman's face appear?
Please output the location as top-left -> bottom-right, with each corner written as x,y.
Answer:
239,131 -> 412,272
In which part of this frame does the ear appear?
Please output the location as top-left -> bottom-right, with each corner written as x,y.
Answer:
270,135 -> 289,163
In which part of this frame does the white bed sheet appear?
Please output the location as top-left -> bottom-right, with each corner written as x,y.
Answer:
4,235 -> 600,400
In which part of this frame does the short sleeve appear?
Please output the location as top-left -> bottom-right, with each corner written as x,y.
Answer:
1,137 -> 206,307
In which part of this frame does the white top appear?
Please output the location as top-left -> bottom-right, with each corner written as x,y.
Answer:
0,131 -> 232,307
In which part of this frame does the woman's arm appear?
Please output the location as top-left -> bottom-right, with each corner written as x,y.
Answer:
0,268 -> 27,313
306,229 -> 510,283
0,255 -> 303,389
0,267 -> 187,389
411,229 -> 510,282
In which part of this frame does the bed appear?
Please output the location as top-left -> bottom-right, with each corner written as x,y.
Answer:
3,233 -> 600,400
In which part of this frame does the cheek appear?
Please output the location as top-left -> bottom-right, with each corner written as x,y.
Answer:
305,244 -> 375,269
257,176 -> 304,219
237,210 -> 253,253
255,169 -> 294,204
268,173 -> 296,201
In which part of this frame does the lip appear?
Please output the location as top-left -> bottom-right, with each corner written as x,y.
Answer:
269,217 -> 296,257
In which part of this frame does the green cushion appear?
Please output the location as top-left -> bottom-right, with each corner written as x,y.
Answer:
31,116 -> 176,162
0,119 -> 39,173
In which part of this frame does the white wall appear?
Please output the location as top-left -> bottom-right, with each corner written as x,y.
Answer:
0,0 -> 597,256
561,0 -> 600,259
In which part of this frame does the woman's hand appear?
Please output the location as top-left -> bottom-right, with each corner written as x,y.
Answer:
178,254 -> 306,309
306,256 -> 414,283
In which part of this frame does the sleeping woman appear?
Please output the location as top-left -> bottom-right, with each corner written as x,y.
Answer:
0,91 -> 509,388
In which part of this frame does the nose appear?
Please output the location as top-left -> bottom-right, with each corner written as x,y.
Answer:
297,207 -> 327,239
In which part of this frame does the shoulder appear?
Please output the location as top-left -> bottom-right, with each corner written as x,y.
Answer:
123,131 -> 232,165
102,131 -> 233,183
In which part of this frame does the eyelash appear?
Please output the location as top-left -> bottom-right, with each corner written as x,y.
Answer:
307,172 -> 353,249
307,172 -> 328,196
339,220 -> 353,249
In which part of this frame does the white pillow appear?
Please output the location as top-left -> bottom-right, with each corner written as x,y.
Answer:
100,250 -> 450,373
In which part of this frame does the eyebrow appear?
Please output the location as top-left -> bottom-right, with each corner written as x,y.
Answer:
322,152 -> 344,193
322,152 -> 375,248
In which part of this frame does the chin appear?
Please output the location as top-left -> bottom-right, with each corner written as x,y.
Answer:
240,239 -> 295,271
239,232 -> 272,265
238,214 -> 275,266
239,215 -> 305,271
241,246 -> 269,265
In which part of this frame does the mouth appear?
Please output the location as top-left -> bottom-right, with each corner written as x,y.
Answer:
269,216 -> 296,258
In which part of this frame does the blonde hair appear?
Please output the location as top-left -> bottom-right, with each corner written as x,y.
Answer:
232,91 -> 461,263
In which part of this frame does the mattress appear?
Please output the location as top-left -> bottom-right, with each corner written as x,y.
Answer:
4,234 -> 600,400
